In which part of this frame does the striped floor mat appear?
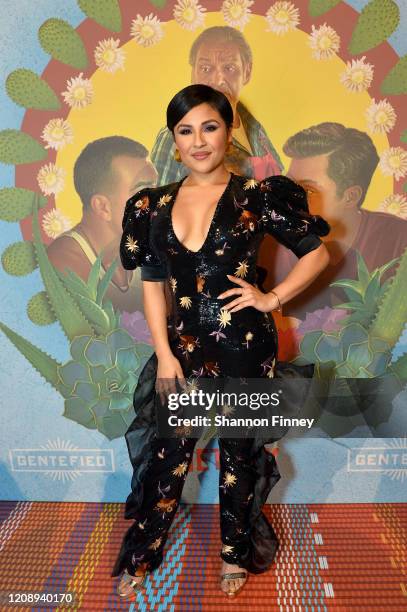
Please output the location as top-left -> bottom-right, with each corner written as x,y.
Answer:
0,501 -> 405,611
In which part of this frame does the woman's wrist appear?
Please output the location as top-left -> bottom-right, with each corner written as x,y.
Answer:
155,345 -> 174,360
267,289 -> 282,313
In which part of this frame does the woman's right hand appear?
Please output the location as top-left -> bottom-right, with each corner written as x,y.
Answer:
156,351 -> 186,406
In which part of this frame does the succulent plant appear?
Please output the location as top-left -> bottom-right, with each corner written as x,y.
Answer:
1,241 -> 37,276
27,291 -> 57,326
0,187 -> 48,223
348,0 -> 399,55
308,0 -> 341,18
77,0 -> 122,32
5,68 -> 60,110
38,18 -> 88,69
0,129 -> 47,165
381,54 -> 407,95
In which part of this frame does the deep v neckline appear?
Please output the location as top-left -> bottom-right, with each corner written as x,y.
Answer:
169,172 -> 234,255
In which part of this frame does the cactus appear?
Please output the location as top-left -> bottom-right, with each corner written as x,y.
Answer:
77,0 -> 122,33
348,0 -> 399,55
0,188 -> 47,222
0,129 -> 47,165
381,54 -> 407,95
27,291 -> 57,326
308,0 -> 341,18
1,241 -> 37,276
5,68 -> 60,110
38,18 -> 88,69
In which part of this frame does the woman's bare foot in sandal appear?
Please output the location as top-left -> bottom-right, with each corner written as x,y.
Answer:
220,560 -> 248,596
117,564 -> 148,599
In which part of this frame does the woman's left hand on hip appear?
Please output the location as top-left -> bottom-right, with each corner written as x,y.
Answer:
217,274 -> 277,313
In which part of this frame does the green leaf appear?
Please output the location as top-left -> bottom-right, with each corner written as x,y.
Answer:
348,0 -> 399,55
77,0 -> 122,32
55,268 -> 92,300
0,188 -> 48,222
334,302 -> 367,311
381,54 -> 407,95
389,353 -> 407,381
149,0 -> 167,7
330,278 -> 364,296
0,129 -> 47,165
308,0 -> 341,18
355,250 -> 370,290
1,241 -> 37,276
87,254 -> 102,301
96,258 -> 118,305
401,130 -> 407,144
5,69 -> 60,110
38,18 -> 88,69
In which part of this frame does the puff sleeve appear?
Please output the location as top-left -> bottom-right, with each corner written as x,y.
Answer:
119,187 -> 168,281
260,175 -> 330,258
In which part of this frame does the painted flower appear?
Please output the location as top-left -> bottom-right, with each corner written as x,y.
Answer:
242,330 -> 253,348
41,118 -> 73,150
221,0 -> 254,30
42,208 -> 72,238
131,13 -> 164,47
223,471 -> 237,487
125,236 -> 139,253
158,193 -> 172,207
169,276 -> 177,293
62,72 -> 93,109
235,259 -> 249,278
94,38 -> 125,73
379,147 -> 407,181
378,194 -> 407,219
296,306 -> 347,335
218,308 -> 232,329
243,178 -> 259,190
340,56 -> 374,93
265,1 -> 300,35
172,461 -> 189,477
120,310 -> 153,344
308,23 -> 340,60
366,99 -> 397,135
37,163 -> 65,195
209,328 -> 227,342
179,296 -> 192,309
173,0 -> 206,30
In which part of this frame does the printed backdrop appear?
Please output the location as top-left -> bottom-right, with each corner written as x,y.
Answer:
1,0 -> 406,503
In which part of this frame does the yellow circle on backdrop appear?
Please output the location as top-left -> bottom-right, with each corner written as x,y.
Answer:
56,12 -> 392,224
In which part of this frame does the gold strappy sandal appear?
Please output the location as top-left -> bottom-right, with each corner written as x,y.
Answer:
220,569 -> 248,597
117,564 -> 149,599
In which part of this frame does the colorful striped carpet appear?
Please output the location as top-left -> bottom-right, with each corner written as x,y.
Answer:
0,501 -> 405,611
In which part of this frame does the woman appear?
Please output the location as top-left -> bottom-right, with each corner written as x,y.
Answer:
112,84 -> 330,598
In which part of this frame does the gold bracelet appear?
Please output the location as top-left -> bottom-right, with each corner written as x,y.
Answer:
270,290 -> 282,313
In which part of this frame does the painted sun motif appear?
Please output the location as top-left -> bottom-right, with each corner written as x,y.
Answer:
378,194 -> 407,219
340,56 -> 374,93
62,72 -> 93,109
173,0 -> 206,31
149,536 -> 162,550
37,163 -> 66,196
94,38 -> 125,73
308,23 -> 340,60
125,236 -> 139,253
223,471 -> 237,487
379,147 -> 407,181
131,13 -> 164,47
221,0 -> 254,30
243,178 -> 259,189
218,307 -> 232,329
169,276 -> 177,292
172,461 -> 189,477
179,296 -> 192,309
366,99 -> 397,135
235,259 -> 249,278
158,193 -> 172,207
265,1 -> 300,35
41,118 -> 73,151
42,208 -> 72,238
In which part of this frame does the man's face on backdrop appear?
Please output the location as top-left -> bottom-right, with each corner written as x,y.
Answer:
191,41 -> 251,104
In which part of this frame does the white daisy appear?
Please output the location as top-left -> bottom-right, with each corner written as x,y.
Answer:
218,307 -> 232,329
221,0 -> 254,30
62,72 -> 93,109
340,56 -> 374,93
379,147 -> 407,181
94,38 -> 125,73
308,23 -> 340,60
378,194 -> 407,219
265,1 -> 300,36
37,163 -> 66,196
366,99 -> 397,135
173,0 -> 206,31
42,208 -> 73,238
41,118 -> 74,151
243,178 -> 259,189
130,13 -> 164,47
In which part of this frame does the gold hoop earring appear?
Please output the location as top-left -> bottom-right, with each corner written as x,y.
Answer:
173,147 -> 181,162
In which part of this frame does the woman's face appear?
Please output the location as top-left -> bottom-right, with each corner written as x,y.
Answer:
173,102 -> 231,173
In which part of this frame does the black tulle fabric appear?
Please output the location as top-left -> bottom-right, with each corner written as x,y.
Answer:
112,173 -> 330,577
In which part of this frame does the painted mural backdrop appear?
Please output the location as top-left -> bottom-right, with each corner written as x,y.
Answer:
1,0 -> 406,503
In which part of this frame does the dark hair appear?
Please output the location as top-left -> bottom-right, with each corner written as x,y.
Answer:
189,26 -> 252,70
283,122 -> 379,207
166,84 -> 234,133
73,136 -> 148,209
